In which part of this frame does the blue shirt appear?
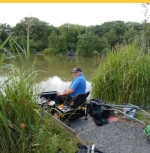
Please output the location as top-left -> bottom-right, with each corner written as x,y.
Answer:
69,74 -> 86,97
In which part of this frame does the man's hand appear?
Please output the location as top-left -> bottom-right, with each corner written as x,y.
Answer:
57,92 -> 64,96
57,89 -> 74,96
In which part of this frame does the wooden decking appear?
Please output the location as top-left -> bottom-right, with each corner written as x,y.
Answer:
49,111 -> 96,136
69,115 -> 96,135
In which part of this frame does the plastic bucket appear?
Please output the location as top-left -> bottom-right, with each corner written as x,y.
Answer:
123,108 -> 136,119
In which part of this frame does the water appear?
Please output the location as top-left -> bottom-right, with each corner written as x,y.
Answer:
34,55 -> 101,82
33,55 -> 101,93
1,54 -> 101,95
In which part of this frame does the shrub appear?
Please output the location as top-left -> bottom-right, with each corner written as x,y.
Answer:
43,48 -> 56,55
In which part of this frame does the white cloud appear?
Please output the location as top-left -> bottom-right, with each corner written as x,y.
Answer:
0,3 -> 146,27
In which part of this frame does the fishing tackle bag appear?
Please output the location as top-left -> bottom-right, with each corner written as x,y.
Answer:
87,99 -> 111,125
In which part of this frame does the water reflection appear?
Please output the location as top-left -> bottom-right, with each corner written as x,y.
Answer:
38,75 -> 92,95
2,55 -> 101,98
36,55 -> 101,82
38,76 -> 70,92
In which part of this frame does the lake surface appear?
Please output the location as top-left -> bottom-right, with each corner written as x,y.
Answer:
1,55 -> 101,95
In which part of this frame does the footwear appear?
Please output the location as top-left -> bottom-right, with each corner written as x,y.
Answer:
93,118 -> 103,126
77,143 -> 87,149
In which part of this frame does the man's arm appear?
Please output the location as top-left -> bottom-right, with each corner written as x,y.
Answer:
63,88 -> 74,95
57,88 -> 74,96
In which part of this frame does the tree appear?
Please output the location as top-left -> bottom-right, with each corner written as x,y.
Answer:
0,23 -> 12,48
12,17 -> 56,53
103,28 -> 118,48
124,27 -> 138,43
58,23 -> 86,51
48,31 -> 58,54
77,31 -> 99,56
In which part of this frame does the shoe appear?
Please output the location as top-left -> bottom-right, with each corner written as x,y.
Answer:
93,118 -> 103,126
77,143 -> 87,149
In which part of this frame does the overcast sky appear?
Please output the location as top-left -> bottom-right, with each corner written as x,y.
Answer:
0,3 -> 148,27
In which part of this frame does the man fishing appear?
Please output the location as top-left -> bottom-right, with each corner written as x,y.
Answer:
57,67 -> 86,104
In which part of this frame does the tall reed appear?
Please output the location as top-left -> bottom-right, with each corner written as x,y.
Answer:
92,44 -> 150,106
0,31 -> 79,153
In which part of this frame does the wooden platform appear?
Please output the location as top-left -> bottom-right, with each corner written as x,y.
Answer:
43,109 -> 115,136
69,115 -> 96,135
49,111 -> 97,136
69,110 -> 115,135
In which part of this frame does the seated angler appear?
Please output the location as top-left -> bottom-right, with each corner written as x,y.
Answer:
57,67 -> 86,104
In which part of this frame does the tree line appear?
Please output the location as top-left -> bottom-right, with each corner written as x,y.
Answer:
0,16 -> 150,56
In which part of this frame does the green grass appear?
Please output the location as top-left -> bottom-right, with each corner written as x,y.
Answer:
134,109 -> 150,126
0,31 -> 81,153
92,43 -> 150,106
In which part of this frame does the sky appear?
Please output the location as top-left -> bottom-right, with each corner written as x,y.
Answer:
0,3 -> 148,27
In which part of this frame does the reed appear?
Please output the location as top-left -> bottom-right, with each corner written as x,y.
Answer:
0,32 -> 79,153
92,44 -> 150,106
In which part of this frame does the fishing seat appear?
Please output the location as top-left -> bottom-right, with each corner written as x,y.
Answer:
53,91 -> 90,122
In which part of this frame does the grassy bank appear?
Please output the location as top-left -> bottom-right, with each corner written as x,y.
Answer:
0,64 -> 81,153
0,34 -> 80,152
92,44 -> 150,106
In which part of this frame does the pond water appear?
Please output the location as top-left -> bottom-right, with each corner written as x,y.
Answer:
1,54 -> 101,97
35,55 -> 101,94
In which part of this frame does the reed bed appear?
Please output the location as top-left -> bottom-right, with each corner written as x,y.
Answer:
0,66 -> 79,153
0,33 -> 79,153
92,44 -> 150,106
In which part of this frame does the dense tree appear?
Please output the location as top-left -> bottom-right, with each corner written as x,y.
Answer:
125,22 -> 142,31
1,16 -> 149,56
77,31 -> 100,56
12,17 -> 56,53
124,27 -> 139,43
87,25 -> 101,36
103,28 -> 118,48
0,23 -> 12,48
57,34 -> 67,54
48,31 -> 58,54
58,23 -> 85,51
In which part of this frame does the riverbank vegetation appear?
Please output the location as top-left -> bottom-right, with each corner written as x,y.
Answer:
1,4 -> 150,152
0,33 -> 80,153
0,4 -> 150,57
92,43 -> 150,106
0,19 -> 145,56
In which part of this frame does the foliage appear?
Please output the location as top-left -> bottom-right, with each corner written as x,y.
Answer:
77,31 -> 100,56
48,31 -> 58,53
12,17 -> 56,52
0,31 -> 80,153
124,27 -> 139,44
43,48 -> 56,55
0,66 -> 79,153
92,44 -> 150,106
0,67 -> 37,152
1,7 -> 150,57
0,19 -> 144,56
101,47 -> 110,54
